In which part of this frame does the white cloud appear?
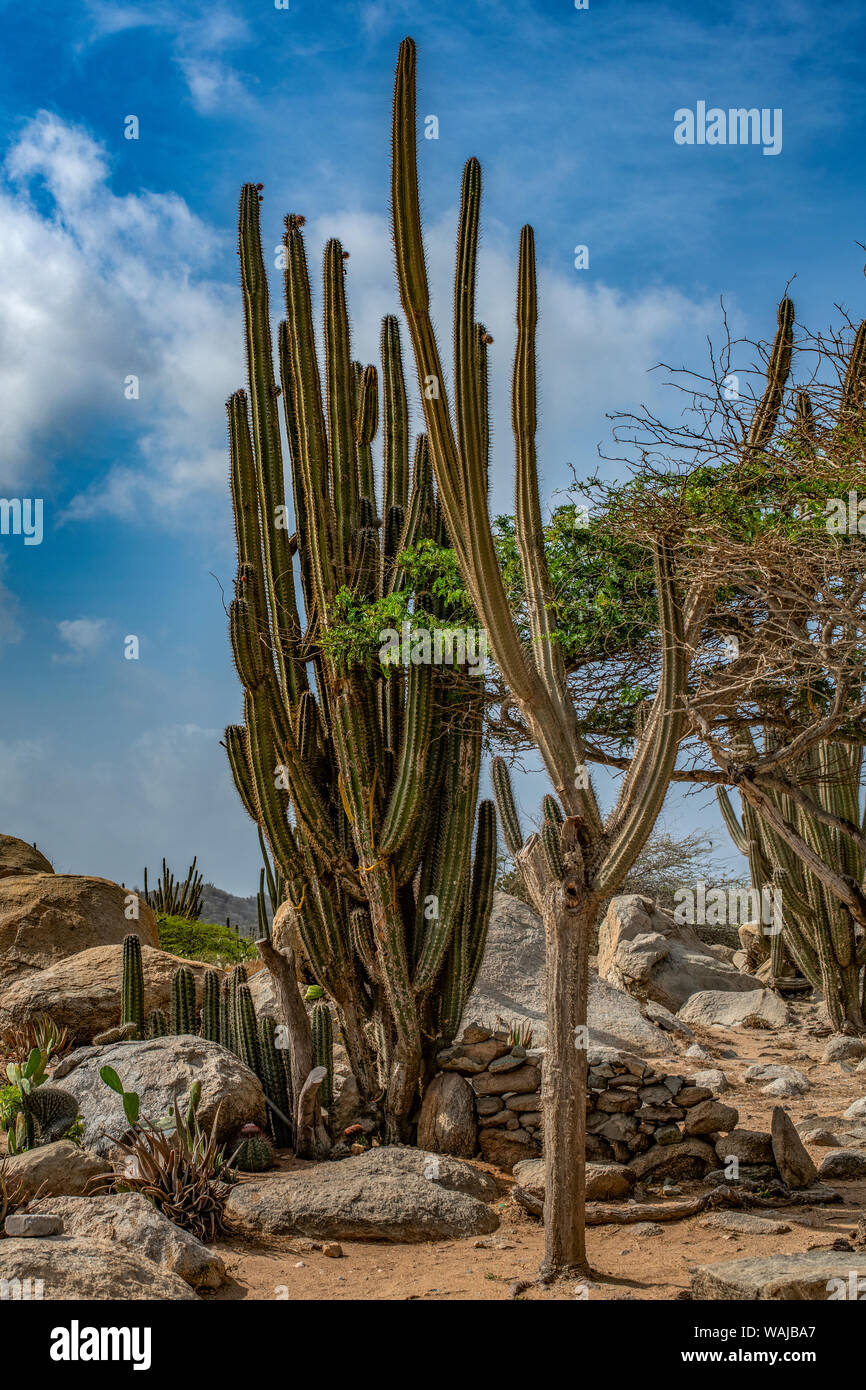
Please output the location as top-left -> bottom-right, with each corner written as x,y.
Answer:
0,111 -> 237,516
56,617 -> 109,657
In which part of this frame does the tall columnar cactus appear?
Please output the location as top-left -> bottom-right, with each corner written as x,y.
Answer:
311,1002 -> 334,1110
201,970 -> 221,1044
234,983 -> 260,1076
718,737 -> 866,1030
220,978 -> 233,1051
145,1008 -> 169,1039
224,176 -> 496,1141
171,967 -> 195,1036
120,934 -> 145,1038
258,1015 -> 293,1146
391,38 -> 688,1276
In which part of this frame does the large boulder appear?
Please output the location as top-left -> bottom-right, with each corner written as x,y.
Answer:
464,892 -> 546,1038
54,1035 -> 266,1155
28,1193 -> 225,1290
677,987 -> 790,1030
691,1253 -> 866,1300
598,895 -> 762,1012
771,1106 -> 817,1188
0,1235 -> 197,1300
0,874 -> 158,986
416,1073 -> 477,1158
3,1140 -> 111,1201
0,943 -> 214,1042
513,1158 -> 635,1202
226,1146 -> 499,1242
587,974 -> 671,1054
0,834 -> 53,880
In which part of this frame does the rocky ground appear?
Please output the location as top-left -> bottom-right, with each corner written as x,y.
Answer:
203,999 -> 866,1300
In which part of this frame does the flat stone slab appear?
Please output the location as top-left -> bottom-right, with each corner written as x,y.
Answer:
678,989 -> 789,1030
701,1211 -> 791,1235
226,1147 -> 500,1243
691,1253 -> 866,1300
0,1235 -> 197,1300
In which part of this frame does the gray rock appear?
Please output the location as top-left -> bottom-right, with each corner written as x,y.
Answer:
470,1064 -> 540,1097
683,1099 -> 739,1136
598,895 -> 763,1012
715,1129 -> 775,1167
28,1193 -> 225,1289
677,989 -> 790,1030
478,1126 -> 540,1170
512,1158 -> 635,1202
686,1043 -> 712,1060
702,1211 -> 791,1235
487,1053 -> 526,1074
692,1068 -> 730,1093
587,974 -> 671,1054
817,1149 -> 866,1180
771,1106 -> 817,1189
690,1253 -> 866,1300
845,1097 -> 866,1120
226,1146 -> 499,1242
822,1036 -> 866,1065
3,1213 -> 63,1237
631,1222 -> 664,1236
416,1072 -> 477,1158
0,1235 -> 197,1299
744,1062 -> 810,1094
57,1035 -> 266,1155
3,1140 -> 111,1201
630,1137 -> 717,1180
463,892 -> 547,1039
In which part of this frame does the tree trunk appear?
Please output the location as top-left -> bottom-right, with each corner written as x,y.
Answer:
256,936 -> 313,1138
540,882 -> 593,1277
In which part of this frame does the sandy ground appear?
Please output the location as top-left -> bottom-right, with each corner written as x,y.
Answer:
206,1002 -> 866,1301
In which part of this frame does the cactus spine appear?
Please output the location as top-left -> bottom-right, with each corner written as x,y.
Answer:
224,174 -> 496,1140
120,934 -> 145,1038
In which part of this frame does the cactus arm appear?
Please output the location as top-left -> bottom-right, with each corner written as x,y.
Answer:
354,361 -> 378,504
378,660 -> 434,855
324,238 -> 359,576
238,186 -> 303,703
594,540 -> 687,895
717,786 -> 748,855
382,315 -> 410,521
746,297 -> 794,452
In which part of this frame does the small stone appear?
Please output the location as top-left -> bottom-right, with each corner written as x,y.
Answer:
801,1128 -> 839,1147
683,1099 -> 739,1137
845,1098 -> 866,1120
4,1213 -> 63,1237
676,1086 -> 713,1108
475,1095 -> 502,1116
744,1063 -> 810,1095
686,1044 -> 711,1061
692,1069 -> 729,1094
295,1260 -> 306,1267
322,1242 -> 344,1258
703,1211 -> 791,1235
597,1091 -> 640,1114
488,1053 -> 526,1074
631,1222 -> 663,1237
461,1024 -> 492,1044
716,1129 -> 775,1166
655,1124 -> 682,1146
663,1075 -> 685,1095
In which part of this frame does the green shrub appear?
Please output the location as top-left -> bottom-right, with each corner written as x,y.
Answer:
0,1084 -> 22,1133
157,915 -> 256,967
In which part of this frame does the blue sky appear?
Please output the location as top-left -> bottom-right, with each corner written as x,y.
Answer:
0,0 -> 863,894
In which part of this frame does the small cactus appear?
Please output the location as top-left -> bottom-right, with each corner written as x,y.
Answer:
230,1123 -> 275,1172
311,1001 -> 334,1109
120,934 -> 145,1038
145,1009 -> 169,1039
171,967 -> 195,1035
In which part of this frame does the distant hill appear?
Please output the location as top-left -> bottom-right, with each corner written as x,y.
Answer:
199,882 -> 271,938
